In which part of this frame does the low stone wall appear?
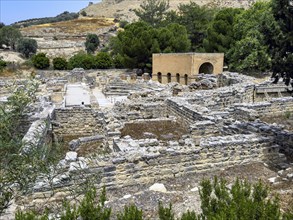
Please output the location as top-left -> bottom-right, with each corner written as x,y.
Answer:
52,107 -> 104,138
30,132 -> 285,196
233,97 -> 293,119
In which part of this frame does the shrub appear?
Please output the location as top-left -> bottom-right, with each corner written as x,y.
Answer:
158,202 -> 175,220
113,54 -> 124,68
85,34 -> 99,54
68,52 -> 95,69
80,11 -> 87,16
117,204 -> 143,220
0,58 -> 7,71
53,57 -> 68,70
119,20 -> 129,28
16,38 -> 38,58
31,53 -> 50,69
95,52 -> 113,69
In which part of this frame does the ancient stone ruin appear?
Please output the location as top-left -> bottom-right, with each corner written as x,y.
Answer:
0,69 -> 292,218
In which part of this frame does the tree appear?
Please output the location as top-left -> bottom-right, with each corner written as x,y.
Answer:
0,22 -> 5,29
16,38 -> 38,58
0,26 -> 22,50
53,57 -> 68,70
68,52 -> 96,69
110,21 -> 190,69
95,52 -> 113,69
85,34 -> 100,54
203,8 -> 243,55
227,1 -> 277,73
134,0 -> 170,27
271,0 -> 293,87
176,2 -> 215,51
31,53 -> 50,69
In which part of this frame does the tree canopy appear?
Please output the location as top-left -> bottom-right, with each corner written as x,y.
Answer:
134,0 -> 170,27
16,38 -> 38,58
110,21 -> 190,70
0,26 -> 22,50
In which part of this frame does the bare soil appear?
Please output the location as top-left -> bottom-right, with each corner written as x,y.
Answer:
120,120 -> 189,141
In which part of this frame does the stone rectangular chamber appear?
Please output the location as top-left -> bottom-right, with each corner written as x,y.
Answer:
152,53 -> 224,85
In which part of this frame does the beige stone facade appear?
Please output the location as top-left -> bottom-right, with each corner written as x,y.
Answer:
152,53 -> 224,85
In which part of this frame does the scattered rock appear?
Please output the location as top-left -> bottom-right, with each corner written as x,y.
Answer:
149,183 -> 167,193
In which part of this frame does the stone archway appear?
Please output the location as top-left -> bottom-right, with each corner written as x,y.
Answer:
199,62 -> 214,74
176,73 -> 180,83
167,73 -> 172,83
158,72 -> 162,83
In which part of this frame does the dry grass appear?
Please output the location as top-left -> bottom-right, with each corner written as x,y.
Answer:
21,17 -> 115,34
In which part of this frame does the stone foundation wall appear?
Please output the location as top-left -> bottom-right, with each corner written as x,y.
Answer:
232,97 -> 293,119
52,107 -> 104,137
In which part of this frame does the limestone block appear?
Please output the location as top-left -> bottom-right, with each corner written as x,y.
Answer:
149,183 -> 167,193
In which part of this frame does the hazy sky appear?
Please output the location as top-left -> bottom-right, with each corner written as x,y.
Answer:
0,0 -> 101,25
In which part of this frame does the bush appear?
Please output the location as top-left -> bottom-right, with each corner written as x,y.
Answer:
113,54 -> 124,68
68,52 -> 95,70
95,52 -> 113,69
117,204 -> 143,220
0,58 -> 7,71
80,11 -> 87,16
31,53 -> 50,69
53,57 -> 68,70
85,34 -> 99,54
16,38 -> 38,58
119,20 -> 129,28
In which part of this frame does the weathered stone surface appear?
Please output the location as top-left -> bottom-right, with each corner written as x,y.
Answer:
149,183 -> 167,193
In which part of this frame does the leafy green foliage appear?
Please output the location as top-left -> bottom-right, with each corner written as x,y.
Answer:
12,11 -> 79,28
15,210 -> 49,220
110,21 -> 190,69
117,204 -> 143,220
68,52 -> 96,69
0,22 -> 5,29
176,2 -> 215,51
31,53 -> 50,69
0,26 -> 22,50
53,57 -> 68,70
180,210 -> 197,220
85,34 -> 100,54
198,177 -> 282,220
16,38 -> 38,58
158,202 -> 174,220
95,52 -> 113,69
134,0 -> 170,27
203,8 -> 242,56
227,1 -> 276,73
271,0 -> 293,86
78,186 -> 111,220
119,20 -> 129,28
0,58 -> 7,71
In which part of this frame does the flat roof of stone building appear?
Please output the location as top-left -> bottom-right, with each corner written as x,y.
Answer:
153,52 -> 224,56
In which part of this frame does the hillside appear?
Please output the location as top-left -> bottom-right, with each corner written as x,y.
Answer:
20,17 -> 116,58
82,0 -> 258,21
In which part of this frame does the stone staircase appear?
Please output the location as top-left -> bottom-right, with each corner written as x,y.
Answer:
103,78 -> 140,96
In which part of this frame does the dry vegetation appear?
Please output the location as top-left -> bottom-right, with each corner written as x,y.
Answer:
21,17 -> 115,35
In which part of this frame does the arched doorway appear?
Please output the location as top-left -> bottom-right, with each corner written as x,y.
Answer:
158,72 -> 162,83
199,62 -> 214,74
167,73 -> 171,83
184,74 -> 188,85
176,73 -> 180,83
